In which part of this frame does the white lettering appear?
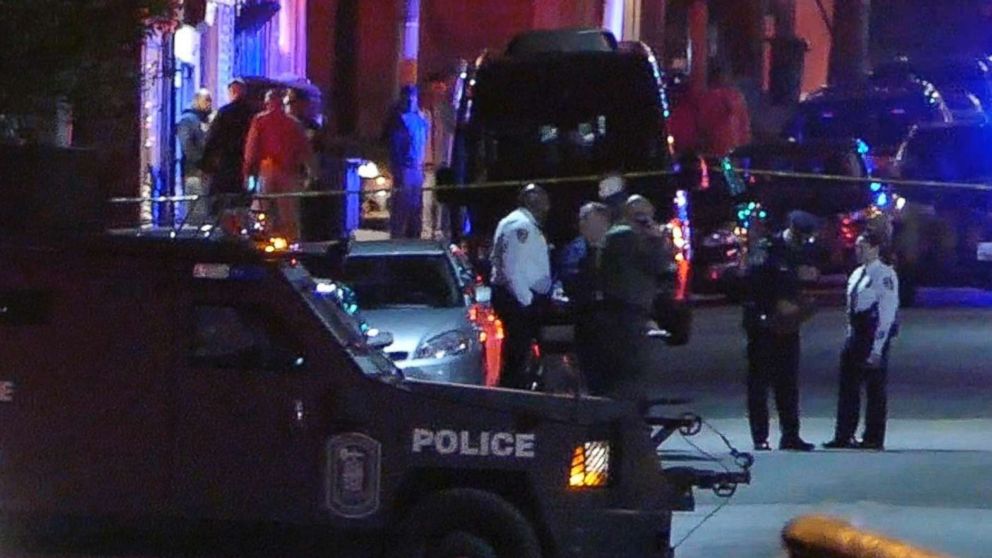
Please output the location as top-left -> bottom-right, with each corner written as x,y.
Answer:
515,433 -> 536,458
479,431 -> 491,456
412,428 -> 434,453
459,431 -> 480,456
0,381 -> 13,403
410,429 -> 536,458
435,430 -> 459,454
491,433 -> 515,457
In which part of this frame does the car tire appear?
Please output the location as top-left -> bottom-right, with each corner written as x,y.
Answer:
390,488 -> 542,558
432,532 -> 498,558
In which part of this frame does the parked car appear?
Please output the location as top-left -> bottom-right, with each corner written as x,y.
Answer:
685,140 -> 884,298
299,240 -> 497,386
873,56 -> 992,117
890,122 -> 992,298
788,81 -> 953,177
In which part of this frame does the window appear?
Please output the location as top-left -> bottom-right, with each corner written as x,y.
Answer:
191,305 -> 303,370
342,255 -> 461,309
0,289 -> 52,326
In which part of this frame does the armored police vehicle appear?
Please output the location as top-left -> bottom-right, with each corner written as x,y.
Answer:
0,221 -> 748,557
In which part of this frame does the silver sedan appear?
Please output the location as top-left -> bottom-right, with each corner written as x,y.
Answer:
339,240 -> 489,385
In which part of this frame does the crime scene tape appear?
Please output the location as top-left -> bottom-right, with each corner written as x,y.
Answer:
106,164 -> 992,205
782,515 -> 950,558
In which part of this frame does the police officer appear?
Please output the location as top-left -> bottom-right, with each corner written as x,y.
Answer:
743,210 -> 820,451
558,202 -> 611,393
490,185 -> 552,389
824,231 -> 899,450
596,195 -> 672,398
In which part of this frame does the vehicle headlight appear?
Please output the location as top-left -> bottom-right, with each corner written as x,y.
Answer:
413,331 -> 472,360
568,441 -> 610,489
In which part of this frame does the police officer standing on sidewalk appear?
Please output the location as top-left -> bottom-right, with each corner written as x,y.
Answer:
491,185 -> 552,389
824,230 -> 899,451
743,211 -> 820,451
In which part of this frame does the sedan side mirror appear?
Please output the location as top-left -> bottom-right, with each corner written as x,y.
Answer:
366,329 -> 395,350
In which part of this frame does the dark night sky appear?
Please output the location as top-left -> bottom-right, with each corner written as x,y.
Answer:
871,0 -> 992,63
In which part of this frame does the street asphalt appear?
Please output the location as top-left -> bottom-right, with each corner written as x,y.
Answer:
656,287 -> 992,557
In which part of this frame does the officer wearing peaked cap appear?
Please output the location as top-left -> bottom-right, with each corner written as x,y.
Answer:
743,210 -> 821,452
490,185 -> 552,390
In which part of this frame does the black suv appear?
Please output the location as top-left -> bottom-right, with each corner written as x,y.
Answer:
788,81 -> 953,176
890,122 -> 992,295
437,28 -> 691,343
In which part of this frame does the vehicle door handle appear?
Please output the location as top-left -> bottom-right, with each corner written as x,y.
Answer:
291,399 -> 307,433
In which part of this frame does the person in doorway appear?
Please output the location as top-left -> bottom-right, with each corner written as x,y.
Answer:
595,195 -> 672,398
202,78 -> 255,215
422,71 -> 456,240
284,88 -> 322,152
382,85 -> 429,239
490,185 -> 552,390
243,89 -> 314,242
742,211 -> 820,452
558,202 -> 611,394
824,231 -> 899,451
177,89 -> 212,226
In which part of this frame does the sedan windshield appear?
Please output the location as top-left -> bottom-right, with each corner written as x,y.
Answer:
343,255 -> 462,309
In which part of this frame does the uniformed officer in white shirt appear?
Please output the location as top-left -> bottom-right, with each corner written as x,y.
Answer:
490,184 -> 552,389
824,230 -> 899,450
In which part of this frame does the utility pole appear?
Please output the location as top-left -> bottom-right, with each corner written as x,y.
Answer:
397,0 -> 420,91
687,0 -> 709,90
828,0 -> 870,85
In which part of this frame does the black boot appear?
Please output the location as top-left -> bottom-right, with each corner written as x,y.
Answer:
779,436 -> 815,451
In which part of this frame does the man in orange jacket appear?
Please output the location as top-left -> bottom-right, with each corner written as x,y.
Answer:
243,89 -> 315,242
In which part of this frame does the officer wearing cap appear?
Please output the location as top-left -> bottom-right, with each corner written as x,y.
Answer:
742,210 -> 821,451
490,185 -> 552,389
824,230 -> 899,450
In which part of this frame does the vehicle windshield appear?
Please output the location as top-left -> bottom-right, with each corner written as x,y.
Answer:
343,255 -> 462,309
797,95 -> 938,152
901,126 -> 992,181
282,264 -> 403,378
471,53 -> 668,179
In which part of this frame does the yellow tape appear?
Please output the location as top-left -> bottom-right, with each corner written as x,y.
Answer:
106,164 -> 992,205
782,515 -> 950,558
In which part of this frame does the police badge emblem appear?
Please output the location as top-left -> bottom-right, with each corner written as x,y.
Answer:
324,433 -> 381,518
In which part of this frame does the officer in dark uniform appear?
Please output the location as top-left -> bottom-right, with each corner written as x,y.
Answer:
558,202 -> 611,393
596,195 -> 672,398
824,230 -> 899,450
743,210 -> 820,451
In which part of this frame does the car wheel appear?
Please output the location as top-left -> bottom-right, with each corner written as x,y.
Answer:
432,532 -> 498,558
390,488 -> 542,558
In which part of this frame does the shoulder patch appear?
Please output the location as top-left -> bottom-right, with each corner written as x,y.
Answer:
883,276 -> 894,290
516,228 -> 529,243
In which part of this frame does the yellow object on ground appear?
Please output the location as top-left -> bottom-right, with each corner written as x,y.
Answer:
782,515 -> 951,558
